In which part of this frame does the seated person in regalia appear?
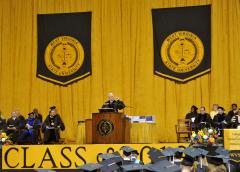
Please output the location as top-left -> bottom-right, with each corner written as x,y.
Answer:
42,106 -> 65,144
185,105 -> 199,130
6,111 -> 20,143
212,106 -> 226,137
18,112 -> 41,144
195,106 -> 212,130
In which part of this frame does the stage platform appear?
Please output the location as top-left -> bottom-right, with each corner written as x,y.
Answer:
1,143 -> 189,170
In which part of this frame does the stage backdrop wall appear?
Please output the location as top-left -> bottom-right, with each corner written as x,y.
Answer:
0,0 -> 240,142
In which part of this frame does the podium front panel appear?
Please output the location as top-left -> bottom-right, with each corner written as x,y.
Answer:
92,112 -> 130,144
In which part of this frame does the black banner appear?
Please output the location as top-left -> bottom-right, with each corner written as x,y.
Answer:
152,5 -> 211,82
37,12 -> 91,85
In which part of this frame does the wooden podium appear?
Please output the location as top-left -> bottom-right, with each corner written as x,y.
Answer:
86,112 -> 130,144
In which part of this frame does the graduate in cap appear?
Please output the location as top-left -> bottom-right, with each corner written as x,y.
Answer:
42,106 -> 65,144
145,159 -> 181,172
182,147 -> 209,172
120,146 -> 142,165
97,151 -> 124,172
147,147 -> 166,163
206,147 -> 228,172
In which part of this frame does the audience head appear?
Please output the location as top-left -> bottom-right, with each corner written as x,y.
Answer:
212,104 -> 219,111
191,105 -> 198,113
49,106 -> 57,117
33,108 -> 38,114
217,106 -> 224,114
11,111 -> 18,118
231,103 -> 238,110
28,112 -> 35,119
200,106 -> 206,115
207,163 -> 227,172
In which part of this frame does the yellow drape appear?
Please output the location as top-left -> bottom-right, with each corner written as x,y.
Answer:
0,0 -> 240,142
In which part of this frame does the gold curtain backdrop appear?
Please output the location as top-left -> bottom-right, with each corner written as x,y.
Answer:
0,0 -> 240,142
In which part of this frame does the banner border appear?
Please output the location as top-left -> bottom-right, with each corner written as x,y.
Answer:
37,72 -> 91,85
154,69 -> 211,82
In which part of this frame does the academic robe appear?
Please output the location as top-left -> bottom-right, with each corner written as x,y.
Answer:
185,112 -> 199,131
196,113 -> 212,130
0,117 -> 6,131
34,113 -> 43,123
102,100 -> 125,112
212,113 -> 226,136
225,110 -> 238,128
42,114 -> 65,144
18,117 -> 41,144
6,117 -> 20,143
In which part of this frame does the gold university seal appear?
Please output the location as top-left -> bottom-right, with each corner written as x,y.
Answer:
97,119 -> 114,136
44,36 -> 84,76
161,31 -> 204,73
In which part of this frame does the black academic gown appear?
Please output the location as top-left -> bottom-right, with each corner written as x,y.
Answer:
102,100 -> 125,112
185,112 -> 199,130
225,110 -> 238,128
34,113 -> 43,123
196,113 -> 212,130
42,114 -> 65,143
212,113 -> 226,136
0,117 -> 6,131
6,117 -> 20,143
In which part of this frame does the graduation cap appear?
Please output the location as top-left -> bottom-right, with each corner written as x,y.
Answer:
77,163 -> 102,172
120,146 -> 139,157
98,153 -> 119,160
197,148 -> 209,156
183,147 -> 204,158
147,160 -> 181,172
215,147 -> 229,156
161,147 -> 184,165
50,106 -> 56,110
100,158 -> 121,172
182,147 -> 203,167
162,147 -> 183,157
121,146 -> 138,153
112,151 -> 121,156
148,147 -> 166,163
121,164 -> 144,172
